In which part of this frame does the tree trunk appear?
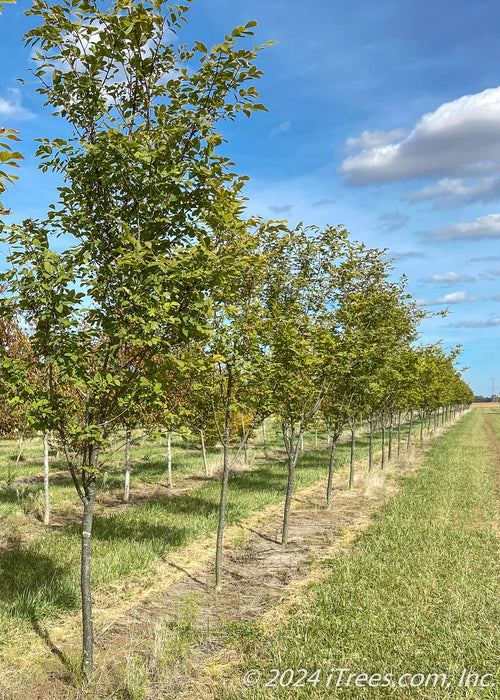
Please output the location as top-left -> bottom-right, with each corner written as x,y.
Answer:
43,432 -> 50,526
124,429 -> 131,502
81,447 -> 97,678
381,425 -> 386,469
368,418 -> 373,472
300,432 -> 304,455
419,413 -> 424,443
241,414 -> 248,467
397,412 -> 401,457
326,437 -> 337,507
262,419 -> 268,460
388,416 -> 393,461
15,435 -> 24,464
282,436 -> 300,545
166,431 -> 172,488
200,430 -> 208,477
348,427 -> 355,489
406,409 -> 413,451
215,375 -> 233,592
281,421 -> 301,546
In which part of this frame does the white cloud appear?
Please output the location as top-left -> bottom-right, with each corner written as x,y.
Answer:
420,291 -> 483,306
426,271 -> 477,283
452,317 -> 500,328
405,176 -> 500,208
339,86 -> 500,185
0,88 -> 35,121
391,251 -> 427,261
270,121 -> 291,137
269,203 -> 294,214
425,214 -> 500,241
344,128 -> 407,153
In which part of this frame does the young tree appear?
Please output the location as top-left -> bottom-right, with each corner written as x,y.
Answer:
2,0 -> 273,675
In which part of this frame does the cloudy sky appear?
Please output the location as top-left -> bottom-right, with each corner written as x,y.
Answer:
1,0 -> 500,395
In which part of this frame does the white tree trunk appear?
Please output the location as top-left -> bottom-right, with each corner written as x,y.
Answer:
167,431 -> 172,488
124,429 -> 131,502
43,432 -> 50,526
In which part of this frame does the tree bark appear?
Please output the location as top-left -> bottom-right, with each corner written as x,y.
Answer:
368,417 -> 373,472
81,446 -> 98,678
397,412 -> 401,457
43,432 -> 50,526
326,436 -> 338,507
166,430 -> 172,488
241,414 -> 248,467
381,424 -> 386,469
124,429 -> 131,502
15,435 -> 24,464
281,424 -> 303,545
262,419 -> 268,459
215,372 -> 233,591
388,415 -> 393,461
348,427 -> 355,489
406,409 -> 413,451
200,430 -> 208,476
281,454 -> 297,544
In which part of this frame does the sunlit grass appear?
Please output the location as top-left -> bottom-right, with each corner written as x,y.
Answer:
217,408 -> 500,699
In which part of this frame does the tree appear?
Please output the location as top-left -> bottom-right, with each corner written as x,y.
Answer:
186,217 -> 274,590
2,0 -> 273,676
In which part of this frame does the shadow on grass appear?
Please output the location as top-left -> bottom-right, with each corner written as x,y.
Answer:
0,435 -> 374,626
0,548 -> 78,620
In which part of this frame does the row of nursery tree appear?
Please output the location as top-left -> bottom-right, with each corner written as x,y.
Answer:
0,0 -> 473,677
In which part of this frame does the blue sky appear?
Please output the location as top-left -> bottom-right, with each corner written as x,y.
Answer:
1,0 -> 500,395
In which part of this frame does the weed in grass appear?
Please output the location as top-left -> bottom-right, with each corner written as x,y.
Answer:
122,653 -> 149,700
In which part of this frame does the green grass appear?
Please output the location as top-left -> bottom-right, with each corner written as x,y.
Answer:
0,412 -> 438,652
0,416 -> 423,638
217,407 -> 500,699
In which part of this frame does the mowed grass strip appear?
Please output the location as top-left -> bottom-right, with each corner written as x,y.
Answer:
218,408 -> 500,699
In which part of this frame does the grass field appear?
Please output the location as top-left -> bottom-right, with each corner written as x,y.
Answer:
0,409 -> 489,698
214,406 -> 500,699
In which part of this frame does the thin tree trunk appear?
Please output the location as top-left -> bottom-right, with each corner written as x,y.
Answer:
326,437 -> 338,507
282,423 -> 301,545
215,373 -> 233,591
419,413 -> 424,443
124,429 -> 131,502
348,427 -> 355,489
368,418 -> 373,472
43,432 -> 50,526
241,414 -> 248,467
388,416 -> 393,461
262,419 -> 268,459
300,432 -> 304,455
200,430 -> 209,476
166,431 -> 172,488
381,425 -> 386,469
406,409 -> 413,451
15,435 -> 24,464
81,445 -> 98,678
397,412 -> 401,457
